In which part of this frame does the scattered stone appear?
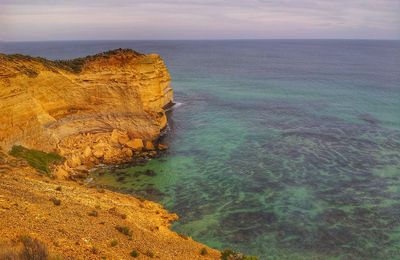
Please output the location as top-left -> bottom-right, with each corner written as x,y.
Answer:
75,165 -> 89,173
67,154 -> 81,168
83,146 -> 92,158
157,143 -> 168,150
116,131 -> 130,145
122,148 -> 133,157
145,141 -> 155,150
110,129 -> 122,144
126,139 -> 144,150
92,149 -> 104,159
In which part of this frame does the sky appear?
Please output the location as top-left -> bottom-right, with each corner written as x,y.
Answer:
0,0 -> 399,41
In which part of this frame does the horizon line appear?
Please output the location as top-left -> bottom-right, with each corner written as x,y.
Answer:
1,38 -> 400,43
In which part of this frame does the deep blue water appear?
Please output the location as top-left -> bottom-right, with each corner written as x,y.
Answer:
1,40 -> 400,259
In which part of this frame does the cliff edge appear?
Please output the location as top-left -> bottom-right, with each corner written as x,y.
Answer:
0,49 -> 173,174
0,50 -> 221,259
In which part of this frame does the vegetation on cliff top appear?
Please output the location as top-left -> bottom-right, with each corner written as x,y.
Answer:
1,48 -> 143,74
9,145 -> 64,174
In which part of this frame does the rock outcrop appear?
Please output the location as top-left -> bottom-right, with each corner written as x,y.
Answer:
0,49 -> 173,171
0,50 -> 223,259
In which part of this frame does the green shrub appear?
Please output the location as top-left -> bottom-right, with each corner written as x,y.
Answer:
19,235 -> 48,260
200,247 -> 208,256
9,145 -> 64,174
115,225 -> 132,237
110,239 -> 118,247
130,249 -> 139,257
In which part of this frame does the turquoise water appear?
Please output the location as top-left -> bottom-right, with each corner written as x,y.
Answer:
2,40 -> 400,259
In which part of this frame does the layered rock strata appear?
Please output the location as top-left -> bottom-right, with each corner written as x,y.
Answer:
0,49 -> 173,175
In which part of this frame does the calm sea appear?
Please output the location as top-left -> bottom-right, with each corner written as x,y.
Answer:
1,40 -> 400,259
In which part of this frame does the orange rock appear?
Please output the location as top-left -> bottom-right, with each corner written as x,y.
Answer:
110,129 -> 121,144
157,143 -> 169,150
110,129 -> 130,145
126,139 -> 144,150
83,146 -> 92,158
54,166 -> 69,179
92,149 -> 104,159
145,141 -> 155,150
118,135 -> 130,145
122,148 -> 133,157
67,154 -> 81,168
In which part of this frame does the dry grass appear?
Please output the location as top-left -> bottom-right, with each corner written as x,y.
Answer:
0,236 -> 48,260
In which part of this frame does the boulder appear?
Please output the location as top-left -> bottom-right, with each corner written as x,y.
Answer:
54,166 -> 69,179
67,154 -> 81,168
83,146 -> 92,158
122,148 -> 133,157
118,134 -> 130,145
111,129 -> 130,145
104,148 -> 123,163
110,129 -> 121,144
145,141 -> 155,150
126,139 -> 144,150
92,149 -> 104,159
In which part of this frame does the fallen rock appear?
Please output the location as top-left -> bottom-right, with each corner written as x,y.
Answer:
110,130 -> 120,144
122,148 -> 133,157
111,129 -> 129,146
145,141 -> 155,150
157,143 -> 169,150
118,133 -> 130,146
92,149 -> 104,159
126,139 -> 144,150
67,154 -> 82,168
54,166 -> 69,179
83,147 -> 92,158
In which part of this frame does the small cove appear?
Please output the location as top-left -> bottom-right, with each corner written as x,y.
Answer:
2,40 -> 400,258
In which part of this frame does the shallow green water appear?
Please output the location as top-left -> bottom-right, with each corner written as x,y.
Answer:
88,40 -> 400,260
3,40 -> 399,259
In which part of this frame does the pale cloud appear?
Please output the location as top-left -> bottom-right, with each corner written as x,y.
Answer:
0,0 -> 399,41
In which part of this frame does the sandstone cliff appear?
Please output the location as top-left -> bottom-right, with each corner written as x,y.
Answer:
0,50 -> 221,259
0,49 -> 173,171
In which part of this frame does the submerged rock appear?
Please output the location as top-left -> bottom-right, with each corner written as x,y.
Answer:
157,143 -> 169,150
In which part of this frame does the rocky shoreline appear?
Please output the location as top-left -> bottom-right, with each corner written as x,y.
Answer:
0,49 -> 221,259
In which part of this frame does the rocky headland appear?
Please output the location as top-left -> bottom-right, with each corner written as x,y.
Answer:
0,49 -> 221,259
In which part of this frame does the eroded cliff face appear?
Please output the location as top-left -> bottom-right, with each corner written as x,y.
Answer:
0,49 -> 173,171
